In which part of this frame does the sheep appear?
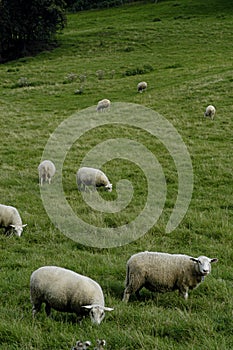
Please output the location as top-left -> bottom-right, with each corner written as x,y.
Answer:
77,167 -> 112,192
137,81 -> 147,93
96,99 -> 111,112
38,160 -> 56,186
0,204 -> 27,237
122,251 -> 218,302
72,340 -> 92,350
30,266 -> 113,325
204,105 -> 216,120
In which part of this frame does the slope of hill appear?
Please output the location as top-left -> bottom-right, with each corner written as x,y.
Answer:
0,0 -> 232,349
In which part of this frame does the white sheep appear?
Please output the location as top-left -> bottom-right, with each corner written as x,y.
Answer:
38,160 -> 56,186
122,251 -> 218,302
0,204 -> 27,237
137,81 -> 147,93
96,99 -> 111,112
30,266 -> 113,324
204,105 -> 216,120
77,167 -> 112,192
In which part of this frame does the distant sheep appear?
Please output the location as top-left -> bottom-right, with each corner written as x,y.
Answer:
77,167 -> 112,192
137,81 -> 147,93
122,251 -> 218,302
204,105 -> 216,120
38,160 -> 56,185
0,204 -> 27,237
96,99 -> 111,112
30,266 -> 113,324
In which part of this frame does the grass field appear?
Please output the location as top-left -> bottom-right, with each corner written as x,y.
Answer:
0,0 -> 233,349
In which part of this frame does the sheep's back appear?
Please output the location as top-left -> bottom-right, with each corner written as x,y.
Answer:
77,167 -> 97,184
96,171 -> 108,186
38,160 -> 56,176
128,252 -> 192,289
77,167 -> 107,186
30,266 -> 104,312
0,205 -> 22,227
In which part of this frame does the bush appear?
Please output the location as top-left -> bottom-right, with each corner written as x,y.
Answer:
123,64 -> 154,76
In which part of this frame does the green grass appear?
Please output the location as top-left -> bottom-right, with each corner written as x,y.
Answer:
0,0 -> 233,348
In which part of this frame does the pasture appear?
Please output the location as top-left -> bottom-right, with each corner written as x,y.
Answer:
0,0 -> 233,349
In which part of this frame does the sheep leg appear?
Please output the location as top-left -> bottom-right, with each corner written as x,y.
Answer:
32,302 -> 41,317
45,303 -> 51,316
40,176 -> 44,186
135,288 -> 142,300
4,227 -> 13,237
122,285 -> 142,302
122,289 -> 131,303
179,287 -> 189,300
123,272 -> 145,302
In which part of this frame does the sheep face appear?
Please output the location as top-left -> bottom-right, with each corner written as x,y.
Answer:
105,183 -> 112,192
82,305 -> 113,325
190,256 -> 218,276
10,224 -> 27,237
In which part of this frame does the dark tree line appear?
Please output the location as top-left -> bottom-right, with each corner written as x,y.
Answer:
0,0 -> 67,62
0,0 -> 153,62
66,0 -> 146,12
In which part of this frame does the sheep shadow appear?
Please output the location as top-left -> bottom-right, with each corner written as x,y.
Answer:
122,290 -> 191,311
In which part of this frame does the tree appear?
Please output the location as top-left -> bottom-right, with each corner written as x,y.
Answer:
0,0 -> 67,62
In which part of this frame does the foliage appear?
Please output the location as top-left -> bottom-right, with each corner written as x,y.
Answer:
65,0 -> 143,12
0,0 -> 233,349
0,0 -> 67,62
123,64 -> 154,76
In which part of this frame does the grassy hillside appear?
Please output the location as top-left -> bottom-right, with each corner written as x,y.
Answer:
0,0 -> 233,349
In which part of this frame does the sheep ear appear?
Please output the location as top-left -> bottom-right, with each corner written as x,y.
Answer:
82,305 -> 93,310
104,306 -> 114,312
10,224 -> 16,228
190,257 -> 198,263
210,258 -> 218,263
22,224 -> 27,227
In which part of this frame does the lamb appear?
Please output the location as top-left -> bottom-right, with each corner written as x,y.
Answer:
137,81 -> 147,93
0,204 -> 27,237
122,251 -> 218,302
38,160 -> 56,185
204,105 -> 216,120
77,167 -> 112,192
30,266 -> 113,324
96,99 -> 111,112
72,340 -> 92,350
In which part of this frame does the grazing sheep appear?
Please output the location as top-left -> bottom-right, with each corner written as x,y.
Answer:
38,160 -> 56,186
137,81 -> 147,93
0,204 -> 27,237
204,105 -> 216,119
96,99 -> 111,112
30,266 -> 113,324
77,167 -> 112,192
122,251 -> 218,302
